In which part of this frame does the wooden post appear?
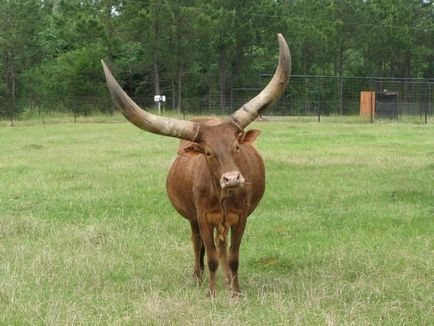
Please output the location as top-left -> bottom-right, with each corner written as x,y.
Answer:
360,91 -> 375,122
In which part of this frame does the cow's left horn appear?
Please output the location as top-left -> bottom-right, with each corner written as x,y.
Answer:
229,34 -> 291,129
102,60 -> 199,141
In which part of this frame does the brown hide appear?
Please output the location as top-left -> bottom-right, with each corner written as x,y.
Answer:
167,119 -> 265,221
166,119 -> 265,295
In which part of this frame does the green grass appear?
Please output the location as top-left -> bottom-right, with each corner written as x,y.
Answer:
0,121 -> 433,325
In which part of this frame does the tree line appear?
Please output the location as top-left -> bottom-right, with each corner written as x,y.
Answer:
0,0 -> 433,113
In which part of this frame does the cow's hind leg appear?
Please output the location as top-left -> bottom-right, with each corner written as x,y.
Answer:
200,240 -> 205,272
190,221 -> 203,283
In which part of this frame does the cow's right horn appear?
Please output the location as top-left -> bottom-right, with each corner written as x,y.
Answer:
230,34 -> 291,129
102,60 -> 199,142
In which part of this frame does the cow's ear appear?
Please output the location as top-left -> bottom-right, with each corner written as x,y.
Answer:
239,129 -> 261,145
179,142 -> 204,156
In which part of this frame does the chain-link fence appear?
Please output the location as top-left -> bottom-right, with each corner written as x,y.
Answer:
1,76 -> 432,125
231,75 -> 433,123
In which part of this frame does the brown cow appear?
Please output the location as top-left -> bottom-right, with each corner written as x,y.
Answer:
102,34 -> 291,296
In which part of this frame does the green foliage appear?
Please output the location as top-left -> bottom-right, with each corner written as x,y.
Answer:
21,46 -> 107,98
0,0 -> 433,110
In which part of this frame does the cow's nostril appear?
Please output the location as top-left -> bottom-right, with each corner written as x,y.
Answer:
223,177 -> 229,182
236,174 -> 240,180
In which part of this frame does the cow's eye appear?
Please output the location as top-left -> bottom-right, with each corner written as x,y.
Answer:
235,145 -> 240,151
206,152 -> 212,157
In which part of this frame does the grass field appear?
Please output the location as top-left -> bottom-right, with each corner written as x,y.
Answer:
0,121 -> 433,325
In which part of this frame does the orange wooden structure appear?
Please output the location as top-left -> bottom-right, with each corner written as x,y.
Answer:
360,91 -> 375,117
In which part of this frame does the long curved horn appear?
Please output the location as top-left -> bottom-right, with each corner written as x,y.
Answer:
102,60 -> 199,141
230,34 -> 291,129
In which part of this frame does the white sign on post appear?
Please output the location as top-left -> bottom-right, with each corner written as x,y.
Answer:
154,95 -> 166,114
154,95 -> 166,102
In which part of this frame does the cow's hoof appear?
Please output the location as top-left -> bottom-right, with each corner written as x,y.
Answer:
207,288 -> 216,299
193,270 -> 203,284
231,286 -> 242,298
231,290 -> 243,299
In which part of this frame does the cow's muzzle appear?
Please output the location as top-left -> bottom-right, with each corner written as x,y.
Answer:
220,171 -> 245,189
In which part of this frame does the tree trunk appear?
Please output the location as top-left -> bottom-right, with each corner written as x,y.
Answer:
5,49 -> 16,125
154,60 -> 160,96
337,43 -> 344,115
303,58 -> 308,114
207,69 -> 212,111
174,7 -> 183,114
234,41 -> 244,76
6,49 -> 16,99
171,78 -> 176,110
219,46 -> 226,112
405,52 -> 411,78
102,1 -> 114,62
153,7 -> 161,97
176,65 -> 182,113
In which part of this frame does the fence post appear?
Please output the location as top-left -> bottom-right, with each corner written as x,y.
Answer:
426,82 -> 430,124
420,92 -> 423,121
317,79 -> 321,122
339,75 -> 343,116
10,98 -> 15,127
73,98 -> 78,123
38,105 -> 47,128
370,79 -> 374,124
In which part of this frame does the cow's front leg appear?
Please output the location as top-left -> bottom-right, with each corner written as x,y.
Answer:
190,221 -> 204,283
229,217 -> 247,296
198,218 -> 218,297
216,224 -> 231,286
